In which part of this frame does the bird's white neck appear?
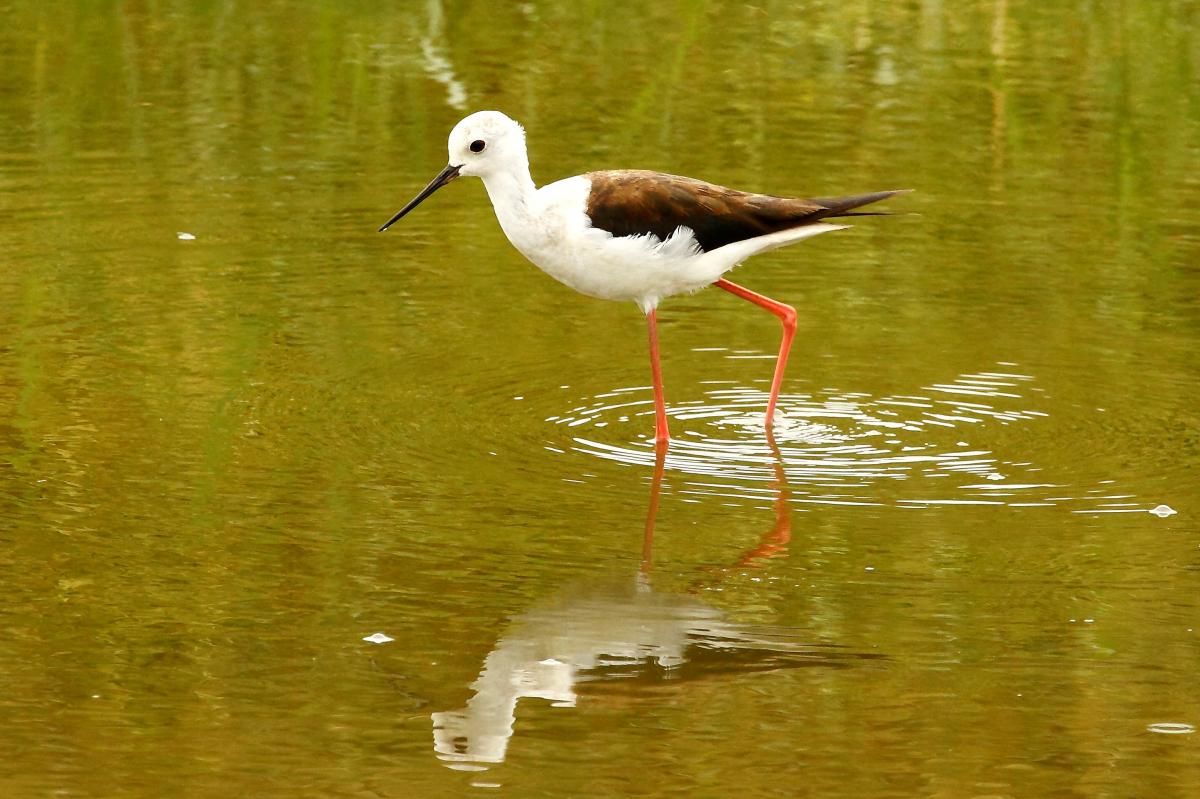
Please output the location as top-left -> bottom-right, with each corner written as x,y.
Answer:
479,161 -> 543,253
479,162 -> 537,216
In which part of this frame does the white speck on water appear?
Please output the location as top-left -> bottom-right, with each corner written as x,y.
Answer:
538,658 -> 563,666
957,441 -> 969,446
1084,619 -> 1094,624
472,782 -> 503,789
513,395 -> 524,401
987,473 -> 1005,481
362,632 -> 393,644
1147,722 -> 1195,735
865,566 -> 875,571
1149,504 -> 1177,517
176,231 -> 196,240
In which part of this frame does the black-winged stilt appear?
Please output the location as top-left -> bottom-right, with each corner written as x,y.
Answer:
380,111 -> 907,445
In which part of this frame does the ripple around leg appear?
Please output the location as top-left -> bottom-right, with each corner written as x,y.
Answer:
547,365 -> 1172,514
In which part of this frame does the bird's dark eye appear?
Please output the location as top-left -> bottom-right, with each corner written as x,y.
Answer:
469,139 -> 486,153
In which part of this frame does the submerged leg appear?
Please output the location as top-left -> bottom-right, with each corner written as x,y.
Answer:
646,309 -> 670,445
734,427 -> 792,565
714,278 -> 797,426
641,440 -> 667,573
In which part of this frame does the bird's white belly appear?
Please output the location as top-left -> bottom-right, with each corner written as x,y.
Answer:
524,236 -> 716,306
496,176 -> 722,311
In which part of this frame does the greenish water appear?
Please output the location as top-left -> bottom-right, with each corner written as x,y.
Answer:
2,1 -> 1198,796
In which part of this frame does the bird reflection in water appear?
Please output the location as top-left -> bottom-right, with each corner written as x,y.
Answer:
432,434 -> 880,768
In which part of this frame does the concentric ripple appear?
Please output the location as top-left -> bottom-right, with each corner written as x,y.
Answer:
547,361 -> 1168,514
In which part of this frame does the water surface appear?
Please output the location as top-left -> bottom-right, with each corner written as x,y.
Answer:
1,2 -> 1198,797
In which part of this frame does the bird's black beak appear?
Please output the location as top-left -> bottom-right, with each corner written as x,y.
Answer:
378,163 -> 462,232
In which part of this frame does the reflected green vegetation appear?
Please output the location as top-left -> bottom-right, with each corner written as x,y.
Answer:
1,2 -> 1198,797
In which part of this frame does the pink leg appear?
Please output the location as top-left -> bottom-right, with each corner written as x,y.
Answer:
714,278 -> 797,426
646,309 -> 670,445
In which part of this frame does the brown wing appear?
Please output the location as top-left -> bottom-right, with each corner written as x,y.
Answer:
585,169 -> 905,252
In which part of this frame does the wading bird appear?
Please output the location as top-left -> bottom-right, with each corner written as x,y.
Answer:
380,111 -> 906,445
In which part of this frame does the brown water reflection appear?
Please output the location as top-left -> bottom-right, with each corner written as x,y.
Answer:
1,1 -> 1198,797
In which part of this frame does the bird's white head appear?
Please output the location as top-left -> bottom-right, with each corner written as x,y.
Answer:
447,110 -> 527,178
378,110 -> 527,232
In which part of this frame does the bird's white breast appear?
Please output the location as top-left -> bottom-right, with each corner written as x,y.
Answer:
488,175 -> 723,312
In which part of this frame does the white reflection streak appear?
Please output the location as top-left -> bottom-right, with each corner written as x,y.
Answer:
422,0 -> 468,110
431,581 -> 729,766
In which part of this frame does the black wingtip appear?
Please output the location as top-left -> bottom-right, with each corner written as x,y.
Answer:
811,189 -> 912,218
